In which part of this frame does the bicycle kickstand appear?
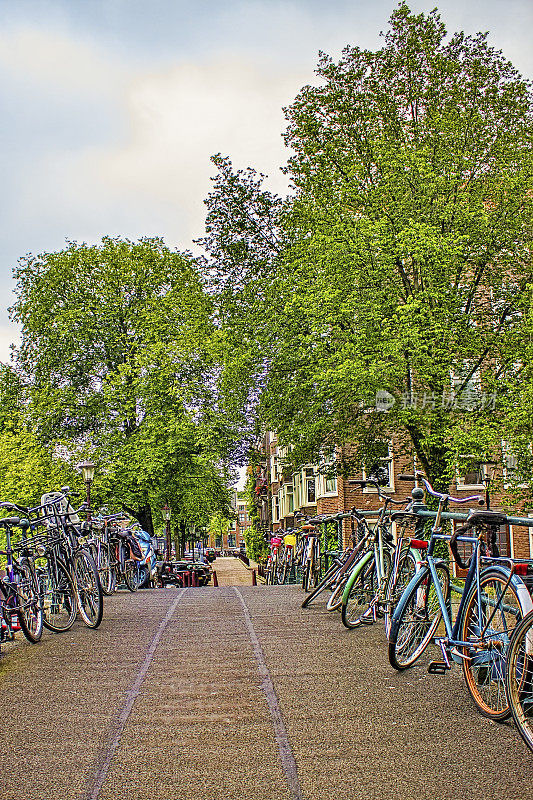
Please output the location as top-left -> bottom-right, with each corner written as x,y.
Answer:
428,639 -> 451,675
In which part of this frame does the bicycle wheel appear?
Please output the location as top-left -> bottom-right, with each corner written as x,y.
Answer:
301,559 -> 342,608
341,553 -> 377,629
326,573 -> 351,612
15,559 -> 43,643
383,550 -> 417,639
388,563 -> 450,670
74,550 -> 104,628
461,568 -> 525,720
123,559 -> 140,592
97,544 -> 115,596
505,610 -> 533,753
39,556 -> 77,632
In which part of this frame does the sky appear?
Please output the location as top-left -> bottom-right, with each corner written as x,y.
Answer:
1,0 -> 532,364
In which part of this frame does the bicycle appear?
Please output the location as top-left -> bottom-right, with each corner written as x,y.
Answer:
339,480 -> 413,629
0,505 -> 43,646
264,534 -> 284,586
301,511 -> 366,611
388,472 -> 533,720
38,490 -> 104,628
299,520 -> 323,592
276,529 -> 298,585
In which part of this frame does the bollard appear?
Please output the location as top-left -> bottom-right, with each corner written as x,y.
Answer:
251,569 -> 257,586
191,569 -> 197,587
212,570 -> 218,587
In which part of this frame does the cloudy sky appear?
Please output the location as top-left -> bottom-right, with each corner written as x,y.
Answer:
1,0 -> 532,361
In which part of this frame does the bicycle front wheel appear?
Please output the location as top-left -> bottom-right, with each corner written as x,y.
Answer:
16,559 -> 43,643
383,550 -> 417,639
341,553 -> 377,629
461,569 -> 525,720
388,563 -> 450,670
506,610 -> 533,753
74,550 -> 104,628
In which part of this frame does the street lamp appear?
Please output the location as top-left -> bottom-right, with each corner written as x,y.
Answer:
77,460 -> 95,520
162,503 -> 171,561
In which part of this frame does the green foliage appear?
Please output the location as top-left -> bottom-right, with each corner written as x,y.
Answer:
244,523 -> 268,564
9,236 -> 235,531
0,428 -> 76,508
203,3 -> 533,491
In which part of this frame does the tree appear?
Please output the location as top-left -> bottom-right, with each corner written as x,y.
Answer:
10,236 -> 233,531
206,4 -> 533,489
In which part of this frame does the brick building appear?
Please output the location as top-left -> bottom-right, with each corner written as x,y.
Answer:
251,431 -> 533,560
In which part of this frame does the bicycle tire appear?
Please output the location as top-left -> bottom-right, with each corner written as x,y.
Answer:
123,559 -> 139,592
505,610 -> 533,753
40,556 -> 77,632
97,544 -> 115,596
301,560 -> 341,608
74,550 -> 104,628
461,568 -> 526,720
16,559 -> 43,643
388,562 -> 450,670
383,550 -> 417,639
325,573 -> 351,612
341,552 -> 377,629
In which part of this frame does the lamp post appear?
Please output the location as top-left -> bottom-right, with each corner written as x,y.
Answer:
162,504 -> 171,561
78,460 -> 95,520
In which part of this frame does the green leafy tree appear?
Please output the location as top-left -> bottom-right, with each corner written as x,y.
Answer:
10,236 -> 232,531
205,4 -> 533,489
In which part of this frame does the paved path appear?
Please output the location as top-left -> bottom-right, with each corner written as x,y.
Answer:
212,555 -> 257,585
0,584 -> 531,799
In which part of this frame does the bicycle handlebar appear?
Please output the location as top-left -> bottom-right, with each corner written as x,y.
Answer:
0,501 -> 29,514
348,479 -> 406,505
398,472 -> 484,506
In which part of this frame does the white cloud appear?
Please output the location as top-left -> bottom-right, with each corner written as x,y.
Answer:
94,58 -> 306,244
0,27 -> 125,94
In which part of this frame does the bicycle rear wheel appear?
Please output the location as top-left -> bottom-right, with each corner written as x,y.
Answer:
123,559 -> 140,592
461,569 -> 525,720
40,556 -> 77,632
505,610 -> 533,753
97,544 -> 115,596
74,550 -> 104,628
16,559 -> 43,643
388,563 -> 449,670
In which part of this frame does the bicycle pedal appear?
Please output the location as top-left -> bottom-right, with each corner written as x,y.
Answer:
428,661 -> 450,675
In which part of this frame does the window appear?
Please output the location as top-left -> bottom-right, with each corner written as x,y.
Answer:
317,451 -> 338,497
362,441 -> 394,491
450,362 -> 481,411
502,441 -> 532,488
306,475 -> 316,504
280,484 -> 294,517
457,456 -> 486,489
238,513 -> 245,525
272,494 -> 279,523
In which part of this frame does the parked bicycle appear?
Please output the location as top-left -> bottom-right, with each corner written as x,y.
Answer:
388,472 -> 533,721
0,505 -> 43,648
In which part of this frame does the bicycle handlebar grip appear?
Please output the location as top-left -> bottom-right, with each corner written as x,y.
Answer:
348,480 -> 366,487
398,474 -> 416,481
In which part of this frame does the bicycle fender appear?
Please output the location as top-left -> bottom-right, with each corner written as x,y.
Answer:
388,566 -> 430,640
340,550 -> 374,606
480,564 -> 533,616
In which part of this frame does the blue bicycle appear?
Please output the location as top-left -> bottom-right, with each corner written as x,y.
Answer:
388,473 -> 533,720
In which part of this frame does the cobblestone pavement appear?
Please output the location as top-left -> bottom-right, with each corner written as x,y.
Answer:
0,584 -> 531,800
